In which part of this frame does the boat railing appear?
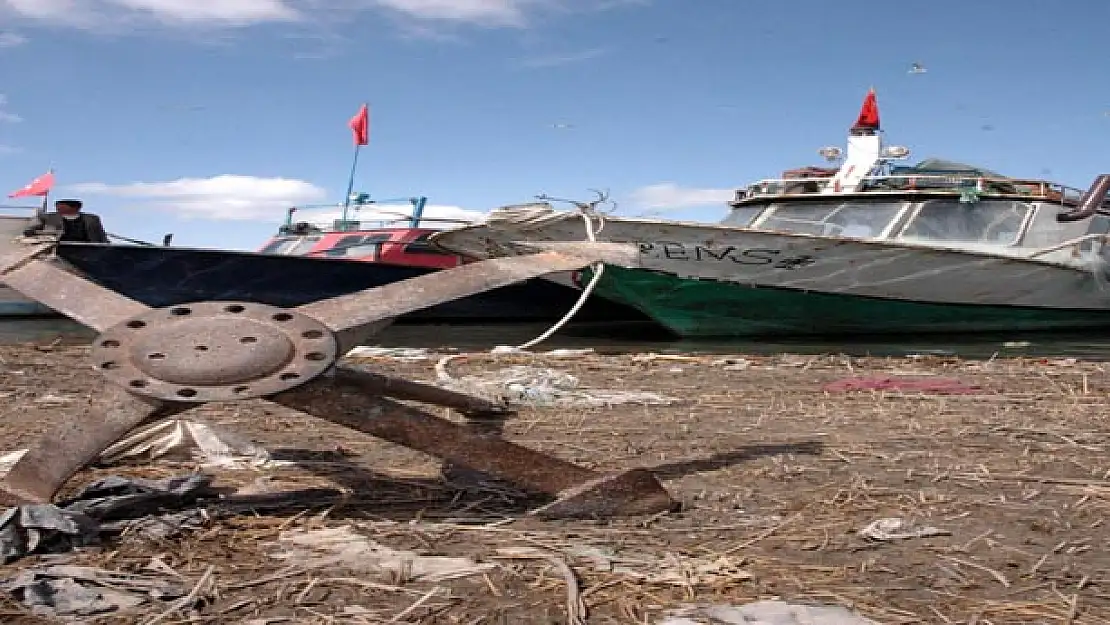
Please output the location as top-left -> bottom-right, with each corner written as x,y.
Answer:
735,174 -> 1090,205
0,204 -> 40,214
1028,233 -> 1110,259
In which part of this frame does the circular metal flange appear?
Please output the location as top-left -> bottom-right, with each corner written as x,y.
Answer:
89,301 -> 339,402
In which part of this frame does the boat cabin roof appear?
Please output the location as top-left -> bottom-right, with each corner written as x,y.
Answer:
257,226 -> 459,268
717,178 -> 1110,262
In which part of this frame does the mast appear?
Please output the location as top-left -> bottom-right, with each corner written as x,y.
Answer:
822,89 -> 884,194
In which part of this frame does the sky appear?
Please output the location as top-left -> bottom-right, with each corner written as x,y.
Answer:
0,0 -> 1109,250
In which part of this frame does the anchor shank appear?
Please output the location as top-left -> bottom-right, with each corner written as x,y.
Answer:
294,251 -> 602,337
3,258 -> 151,332
335,365 -> 508,416
272,374 -> 596,495
0,385 -> 183,505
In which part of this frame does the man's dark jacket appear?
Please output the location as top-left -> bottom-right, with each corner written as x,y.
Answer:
23,212 -> 110,243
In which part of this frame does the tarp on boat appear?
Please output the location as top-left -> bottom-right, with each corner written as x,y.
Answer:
896,158 -> 1007,179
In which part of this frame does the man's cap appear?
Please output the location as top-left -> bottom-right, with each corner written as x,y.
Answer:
55,199 -> 83,209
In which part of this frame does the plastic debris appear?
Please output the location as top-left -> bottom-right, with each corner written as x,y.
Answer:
659,600 -> 879,625
822,376 -> 982,394
859,517 -> 950,542
0,474 -> 215,563
438,364 -> 679,408
269,526 -> 497,582
96,418 -> 289,470
344,346 -> 432,361
0,505 -> 98,564
3,565 -> 185,619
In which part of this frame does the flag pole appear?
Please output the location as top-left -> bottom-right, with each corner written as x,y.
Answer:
341,143 -> 361,224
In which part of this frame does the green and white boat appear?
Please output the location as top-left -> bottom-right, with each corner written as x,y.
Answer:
431,90 -> 1110,337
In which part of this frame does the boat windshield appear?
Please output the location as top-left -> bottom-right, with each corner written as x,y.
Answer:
897,199 -> 1032,246
321,233 -> 392,258
754,200 -> 906,238
719,204 -> 764,227
259,236 -> 320,255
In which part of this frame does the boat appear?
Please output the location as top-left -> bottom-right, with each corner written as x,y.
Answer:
46,195 -> 649,324
0,205 -> 54,316
430,89 -> 1110,337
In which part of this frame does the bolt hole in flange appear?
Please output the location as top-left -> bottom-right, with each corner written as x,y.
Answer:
93,301 -> 338,402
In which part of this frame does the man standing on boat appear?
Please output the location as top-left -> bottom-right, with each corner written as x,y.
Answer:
22,199 -> 110,243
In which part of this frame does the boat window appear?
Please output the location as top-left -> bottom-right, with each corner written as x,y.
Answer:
898,199 -> 1032,246
260,236 -> 320,255
403,233 -> 452,256
322,234 -> 392,257
719,205 -> 764,227
755,200 -> 905,238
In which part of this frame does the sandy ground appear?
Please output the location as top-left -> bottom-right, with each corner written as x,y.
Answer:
0,343 -> 1108,624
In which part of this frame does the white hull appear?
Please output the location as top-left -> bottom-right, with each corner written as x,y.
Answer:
433,215 -> 1110,311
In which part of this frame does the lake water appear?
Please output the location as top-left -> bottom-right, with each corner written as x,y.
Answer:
3,317 -> 1110,360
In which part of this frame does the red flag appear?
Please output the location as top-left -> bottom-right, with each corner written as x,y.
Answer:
8,170 -> 55,198
853,88 -> 880,130
348,103 -> 369,146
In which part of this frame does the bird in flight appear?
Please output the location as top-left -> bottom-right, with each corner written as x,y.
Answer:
908,62 -> 927,74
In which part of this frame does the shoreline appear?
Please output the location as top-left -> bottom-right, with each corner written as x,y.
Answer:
0,344 -> 1107,622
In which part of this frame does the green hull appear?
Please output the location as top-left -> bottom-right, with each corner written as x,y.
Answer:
584,265 -> 1110,338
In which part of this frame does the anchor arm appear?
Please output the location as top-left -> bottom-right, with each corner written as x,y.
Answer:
0,385 -> 186,505
0,244 -> 151,332
293,251 -> 602,349
269,368 -> 597,495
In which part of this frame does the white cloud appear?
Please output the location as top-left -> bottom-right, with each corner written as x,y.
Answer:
372,0 -> 527,26
0,94 -> 20,123
515,46 -> 607,68
69,175 -> 327,220
0,31 -> 26,47
627,183 -> 734,211
0,0 -> 299,28
295,203 -> 486,228
0,0 -> 637,31
67,174 -> 488,225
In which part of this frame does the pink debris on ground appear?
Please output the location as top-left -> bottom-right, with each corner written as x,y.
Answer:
822,376 -> 983,394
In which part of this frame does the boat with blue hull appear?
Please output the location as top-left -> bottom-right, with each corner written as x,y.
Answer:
49,241 -> 647,323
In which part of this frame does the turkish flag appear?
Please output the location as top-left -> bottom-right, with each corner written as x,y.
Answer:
853,88 -> 880,130
348,103 -> 369,146
8,170 -> 55,198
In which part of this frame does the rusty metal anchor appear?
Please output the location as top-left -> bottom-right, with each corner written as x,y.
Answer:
0,241 -> 677,519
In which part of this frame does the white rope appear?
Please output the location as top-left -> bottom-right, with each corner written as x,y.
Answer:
433,202 -> 609,388
514,208 -> 605,350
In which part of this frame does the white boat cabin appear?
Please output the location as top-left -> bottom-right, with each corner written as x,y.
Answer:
720,92 -> 1110,262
